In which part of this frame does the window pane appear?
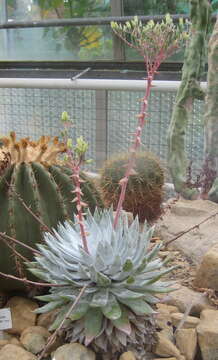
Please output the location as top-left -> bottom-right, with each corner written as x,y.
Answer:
0,25 -> 112,61
124,0 -> 189,16
7,0 -> 110,21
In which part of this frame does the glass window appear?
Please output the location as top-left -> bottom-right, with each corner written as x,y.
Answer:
0,0 -> 190,63
0,25 -> 112,61
0,1 -> 112,61
124,0 -> 189,16
7,0 -> 110,21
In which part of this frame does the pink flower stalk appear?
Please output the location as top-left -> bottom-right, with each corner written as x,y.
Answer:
61,112 -> 89,253
111,15 -> 188,228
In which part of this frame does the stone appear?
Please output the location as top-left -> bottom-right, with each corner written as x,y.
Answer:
153,358 -> 177,360
156,304 -> 179,314
197,309 -> 218,360
156,199 -> 218,264
20,326 -> 50,354
156,311 -> 174,341
171,312 -> 200,329
0,340 -> 8,349
162,285 -> 213,316
154,332 -> 182,358
194,244 -> 218,290
52,343 -> 96,360
119,351 -> 136,360
37,309 -> 58,329
5,297 -> 38,335
0,344 -> 37,360
176,328 -> 197,360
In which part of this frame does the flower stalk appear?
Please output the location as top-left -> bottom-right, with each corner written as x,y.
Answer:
61,112 -> 90,253
111,15 -> 188,227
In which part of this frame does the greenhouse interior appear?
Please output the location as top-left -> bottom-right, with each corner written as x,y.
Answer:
0,1 -> 218,360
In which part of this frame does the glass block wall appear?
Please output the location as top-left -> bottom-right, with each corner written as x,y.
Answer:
108,90 -> 204,177
0,88 -> 96,169
0,87 -> 205,176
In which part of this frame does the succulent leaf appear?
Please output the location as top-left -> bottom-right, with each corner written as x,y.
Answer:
101,294 -> 122,320
84,308 -> 103,345
28,208 -> 175,352
111,306 -> 131,335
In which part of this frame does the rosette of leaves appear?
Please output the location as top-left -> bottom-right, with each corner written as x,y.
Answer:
29,208 -> 176,356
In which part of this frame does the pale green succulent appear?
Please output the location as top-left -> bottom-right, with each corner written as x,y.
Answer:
28,209 -> 175,356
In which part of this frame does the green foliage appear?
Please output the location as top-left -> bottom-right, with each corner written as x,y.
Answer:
0,134 -> 103,290
124,0 -> 189,16
99,152 -> 164,223
29,208 -> 175,354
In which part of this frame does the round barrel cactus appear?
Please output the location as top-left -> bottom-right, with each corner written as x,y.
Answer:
0,132 -> 103,290
99,152 -> 164,223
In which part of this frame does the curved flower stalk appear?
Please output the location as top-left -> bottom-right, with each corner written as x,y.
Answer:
111,15 -> 189,227
28,208 -> 176,355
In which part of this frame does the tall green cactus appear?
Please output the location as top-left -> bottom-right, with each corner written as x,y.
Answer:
0,133 -> 103,290
204,16 -> 218,201
168,0 -> 211,199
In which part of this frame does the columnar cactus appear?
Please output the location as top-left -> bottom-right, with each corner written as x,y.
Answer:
0,133 -> 103,290
204,16 -> 218,202
167,0 -> 211,199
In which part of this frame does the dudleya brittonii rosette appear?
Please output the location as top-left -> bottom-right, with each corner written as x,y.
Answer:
28,208 -> 176,356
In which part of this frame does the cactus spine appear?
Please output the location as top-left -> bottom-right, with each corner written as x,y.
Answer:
168,0 -> 211,199
204,16 -> 218,201
0,133 -> 103,290
99,152 -> 164,223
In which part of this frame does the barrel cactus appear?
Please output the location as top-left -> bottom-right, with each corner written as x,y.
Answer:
0,132 -> 103,290
29,208 -> 175,358
99,152 -> 164,223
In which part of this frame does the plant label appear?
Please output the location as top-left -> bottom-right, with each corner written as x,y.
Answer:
0,308 -> 12,330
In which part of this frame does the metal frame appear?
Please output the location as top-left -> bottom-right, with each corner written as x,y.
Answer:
0,14 -> 191,29
0,77 -> 207,91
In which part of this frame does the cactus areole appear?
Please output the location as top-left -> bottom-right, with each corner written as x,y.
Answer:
0,132 -> 103,290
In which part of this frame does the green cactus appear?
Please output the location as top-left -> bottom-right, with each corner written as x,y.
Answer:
167,0 -> 211,199
0,133 -> 103,290
99,152 -> 164,223
204,17 -> 218,202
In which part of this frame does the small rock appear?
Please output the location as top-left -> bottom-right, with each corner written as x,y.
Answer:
20,326 -> 50,354
197,309 -> 218,360
0,344 -> 37,360
157,304 -> 179,314
194,244 -> 218,290
153,358 -> 177,360
156,199 -> 218,264
171,313 -> 200,329
37,309 -> 59,329
159,251 -> 171,258
5,297 -> 38,335
119,351 -> 136,360
52,343 -> 96,360
156,312 -> 174,341
154,332 -> 181,358
176,328 -> 197,360
9,337 -> 21,347
0,340 -> 8,349
162,285 -> 213,316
